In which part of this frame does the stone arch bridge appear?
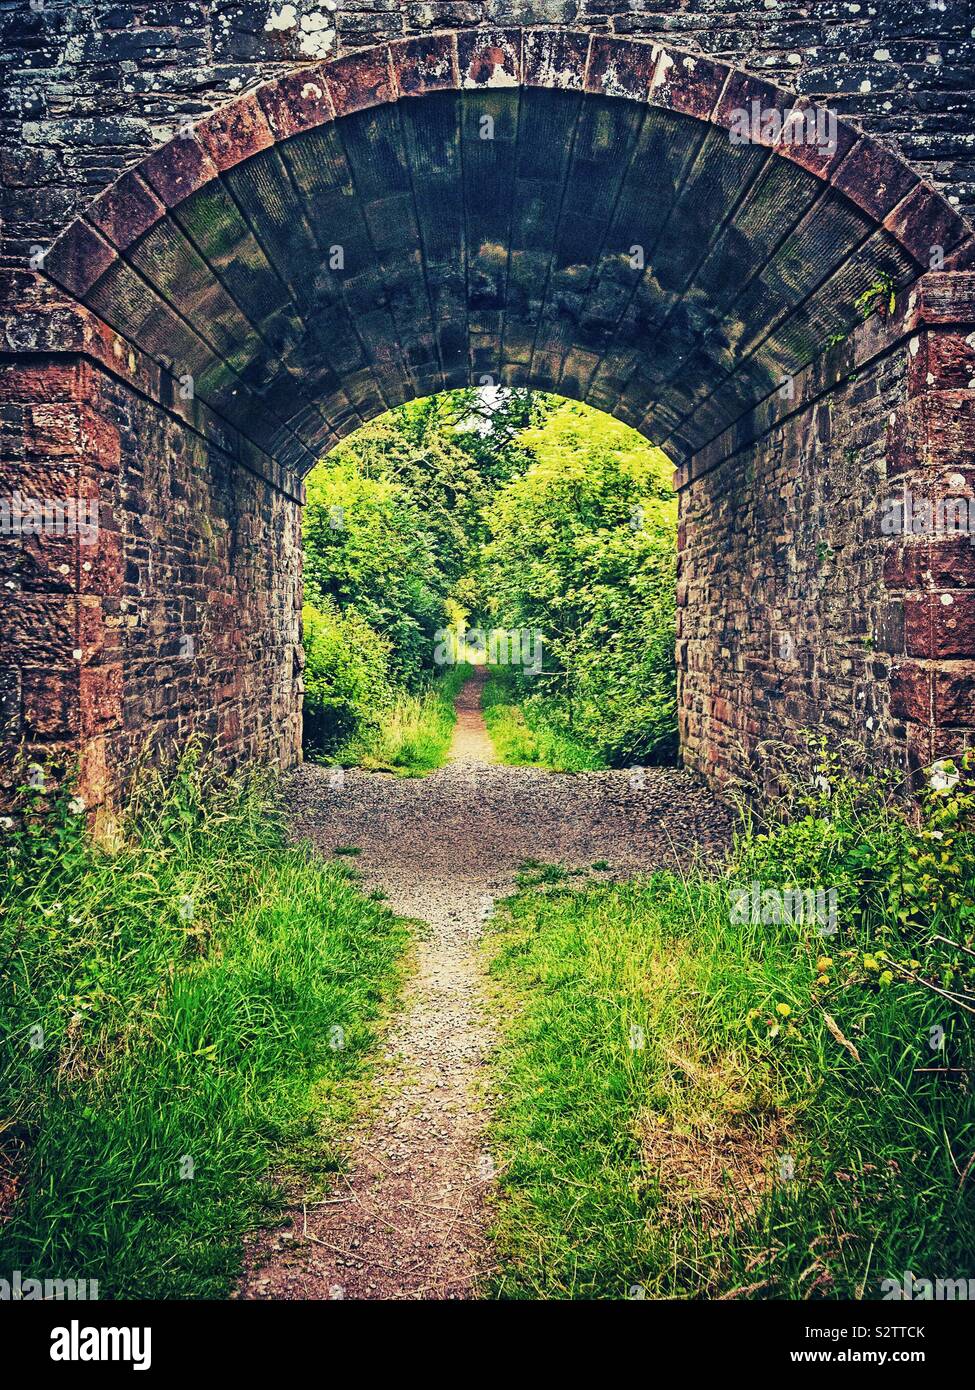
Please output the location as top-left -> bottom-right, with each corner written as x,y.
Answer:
1,2 -> 974,812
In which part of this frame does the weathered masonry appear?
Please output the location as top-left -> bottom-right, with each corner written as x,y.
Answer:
1,6 -> 974,812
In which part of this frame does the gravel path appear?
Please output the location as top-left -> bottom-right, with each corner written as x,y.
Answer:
240,672 -> 732,1301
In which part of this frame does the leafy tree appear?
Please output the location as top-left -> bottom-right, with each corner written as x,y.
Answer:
303,461 -> 445,690
480,401 -> 678,763
301,390 -> 679,765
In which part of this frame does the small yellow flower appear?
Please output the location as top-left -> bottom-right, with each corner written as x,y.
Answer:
863,955 -> 879,972
776,1002 -> 792,1018
816,956 -> 833,973
879,970 -> 893,987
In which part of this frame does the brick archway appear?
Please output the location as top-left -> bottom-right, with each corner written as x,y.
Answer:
2,27 -> 974,810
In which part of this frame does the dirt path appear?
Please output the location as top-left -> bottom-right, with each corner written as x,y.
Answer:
240,672 -> 731,1301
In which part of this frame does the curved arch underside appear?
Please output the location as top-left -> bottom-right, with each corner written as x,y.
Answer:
43,31 -> 972,478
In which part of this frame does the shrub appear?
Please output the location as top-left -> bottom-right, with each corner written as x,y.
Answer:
302,599 -> 393,755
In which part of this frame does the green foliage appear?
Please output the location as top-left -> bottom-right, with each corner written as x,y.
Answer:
302,599 -> 393,754
303,463 -> 445,691
483,756 -> 975,1299
481,668 -> 602,772
302,391 -> 677,772
0,752 -> 410,1297
344,663 -> 473,776
480,401 -> 678,766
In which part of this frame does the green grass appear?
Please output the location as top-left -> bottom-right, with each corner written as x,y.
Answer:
482,766 -> 975,1300
481,670 -> 604,773
339,663 -> 472,776
0,752 -> 411,1299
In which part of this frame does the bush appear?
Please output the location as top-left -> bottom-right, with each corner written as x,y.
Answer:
302,599 -> 393,755
480,400 -> 678,767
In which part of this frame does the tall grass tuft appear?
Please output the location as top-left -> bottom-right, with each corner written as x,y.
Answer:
339,663 -> 472,775
481,669 -> 604,773
0,748 -> 410,1298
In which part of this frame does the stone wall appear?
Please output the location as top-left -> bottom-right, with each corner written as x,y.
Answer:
1,0 -> 973,272
0,337 -> 302,813
677,271 -> 975,793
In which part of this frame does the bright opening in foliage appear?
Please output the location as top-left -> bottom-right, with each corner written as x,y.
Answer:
301,391 -> 678,773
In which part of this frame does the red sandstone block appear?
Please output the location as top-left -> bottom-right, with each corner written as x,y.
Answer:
711,695 -> 733,725
523,28 -> 591,91
79,527 -> 123,598
887,393 -> 975,474
80,663 -> 123,735
585,35 -> 656,101
884,534 -> 975,592
0,593 -> 76,663
80,407 -> 122,474
7,463 -> 90,503
884,182 -> 971,269
831,138 -> 919,223
933,668 -> 975,724
907,721 -> 973,769
87,171 -> 165,252
141,136 -> 218,210
24,403 -> 85,460
390,35 -> 458,97
715,71 -> 793,149
257,67 -> 335,139
457,28 -> 521,89
79,732 -> 111,809
906,329 -> 975,394
648,49 -> 728,121
22,668 -> 80,737
44,220 -> 116,297
0,361 -> 82,404
78,597 -> 110,664
195,92 -> 275,173
891,662 -> 931,722
326,48 -> 395,116
21,532 -> 79,593
773,96 -> 856,179
910,271 -> 975,327
905,592 -> 975,659
946,239 -> 975,271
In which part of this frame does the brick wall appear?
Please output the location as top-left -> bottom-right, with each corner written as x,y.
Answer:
2,7 -> 973,808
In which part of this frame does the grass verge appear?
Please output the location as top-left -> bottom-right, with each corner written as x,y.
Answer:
338,664 -> 472,776
482,756 -> 975,1299
0,751 -> 411,1298
481,669 -> 604,773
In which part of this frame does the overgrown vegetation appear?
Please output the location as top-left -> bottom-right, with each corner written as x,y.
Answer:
0,753 -> 410,1298
483,750 -> 975,1299
480,401 -> 678,768
481,668 -> 602,773
301,391 -> 679,772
